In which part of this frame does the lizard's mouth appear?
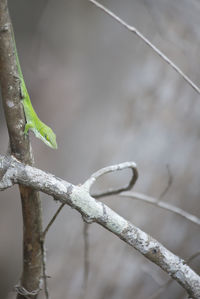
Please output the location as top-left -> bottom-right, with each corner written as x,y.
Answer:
32,128 -> 57,149
40,135 -> 57,149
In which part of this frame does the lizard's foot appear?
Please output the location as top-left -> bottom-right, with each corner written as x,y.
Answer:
24,123 -> 32,135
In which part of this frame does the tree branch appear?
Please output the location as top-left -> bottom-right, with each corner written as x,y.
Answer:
0,2 -> 42,298
0,155 -> 200,299
89,0 -> 200,95
149,251 -> 200,299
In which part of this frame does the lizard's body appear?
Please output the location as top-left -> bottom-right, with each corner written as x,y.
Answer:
13,30 -> 57,149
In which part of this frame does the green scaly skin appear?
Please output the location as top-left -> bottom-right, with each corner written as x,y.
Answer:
13,30 -> 57,149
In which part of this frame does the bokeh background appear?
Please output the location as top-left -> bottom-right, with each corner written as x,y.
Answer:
0,0 -> 200,298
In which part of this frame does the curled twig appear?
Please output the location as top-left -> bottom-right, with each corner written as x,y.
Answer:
83,162 -> 138,198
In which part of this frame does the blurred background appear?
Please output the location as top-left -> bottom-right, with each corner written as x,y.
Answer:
0,0 -> 200,298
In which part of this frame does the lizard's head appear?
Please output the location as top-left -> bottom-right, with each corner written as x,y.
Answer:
38,125 -> 58,149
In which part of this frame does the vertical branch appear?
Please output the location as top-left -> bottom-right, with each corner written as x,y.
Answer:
0,1 -> 43,298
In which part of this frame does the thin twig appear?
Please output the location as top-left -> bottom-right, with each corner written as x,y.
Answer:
83,161 -> 138,198
159,164 -> 173,200
83,223 -> 89,297
89,0 -> 200,95
43,202 -> 65,239
187,251 -> 200,264
41,241 -> 49,299
120,191 -> 200,226
41,202 -> 65,299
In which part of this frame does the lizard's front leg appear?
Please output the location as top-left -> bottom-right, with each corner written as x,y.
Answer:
24,123 -> 34,135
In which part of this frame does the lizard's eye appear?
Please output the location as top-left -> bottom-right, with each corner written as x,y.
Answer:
44,134 -> 48,140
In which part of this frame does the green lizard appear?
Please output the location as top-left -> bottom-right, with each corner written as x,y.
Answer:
13,30 -> 57,149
